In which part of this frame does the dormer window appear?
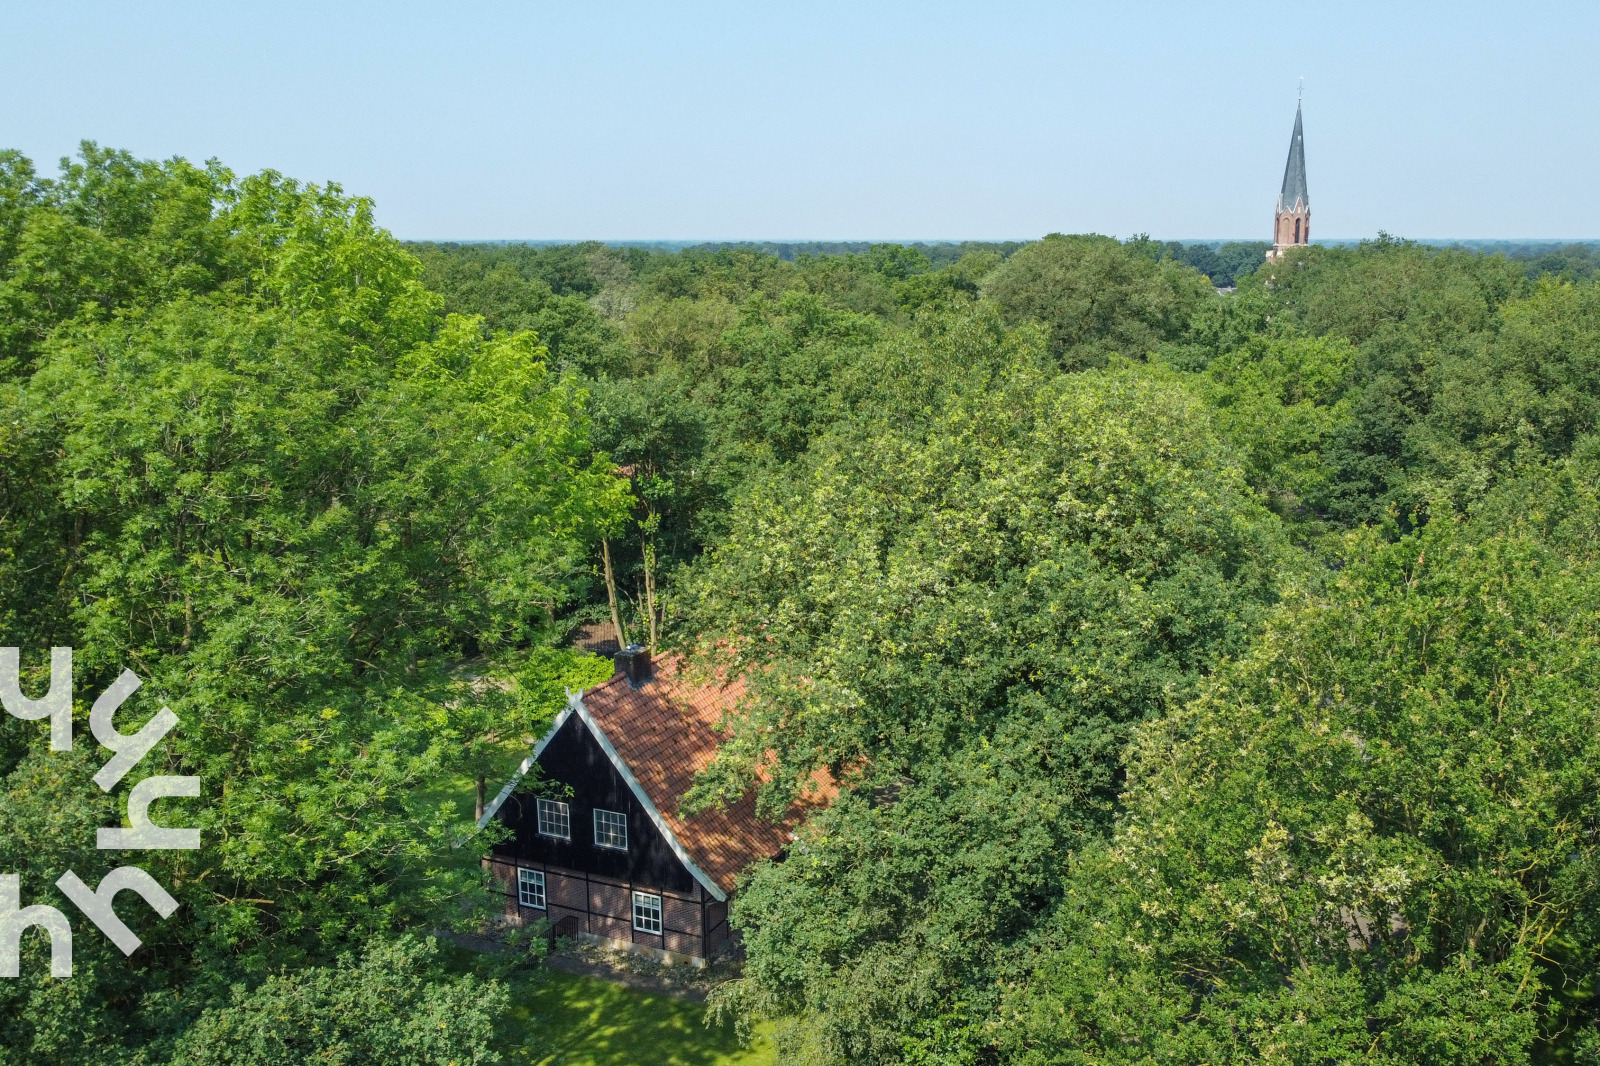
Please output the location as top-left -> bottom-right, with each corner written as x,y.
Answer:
593,808 -> 628,850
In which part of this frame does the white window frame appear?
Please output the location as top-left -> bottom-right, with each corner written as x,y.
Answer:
536,798 -> 571,841
517,868 -> 546,909
593,808 -> 628,851
632,890 -> 662,934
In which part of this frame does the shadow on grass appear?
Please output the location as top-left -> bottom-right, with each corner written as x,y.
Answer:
500,968 -> 775,1066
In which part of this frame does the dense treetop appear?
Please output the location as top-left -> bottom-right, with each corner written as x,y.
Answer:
1009,513 -> 1600,1064
3,142 -> 1599,1064
0,144 -> 621,1064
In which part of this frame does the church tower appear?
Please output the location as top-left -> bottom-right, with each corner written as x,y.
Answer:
1267,98 -> 1310,261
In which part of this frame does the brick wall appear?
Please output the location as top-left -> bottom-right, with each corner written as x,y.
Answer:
663,895 -> 700,934
548,870 -> 587,910
589,879 -> 631,921
486,857 -> 714,962
594,912 -> 631,941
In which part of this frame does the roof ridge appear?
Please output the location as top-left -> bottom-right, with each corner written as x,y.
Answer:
568,694 -> 729,902
481,651 -> 832,896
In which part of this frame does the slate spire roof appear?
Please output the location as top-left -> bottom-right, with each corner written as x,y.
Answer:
1277,100 -> 1309,213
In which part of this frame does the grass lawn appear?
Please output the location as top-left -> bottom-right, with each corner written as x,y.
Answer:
498,968 -> 776,1066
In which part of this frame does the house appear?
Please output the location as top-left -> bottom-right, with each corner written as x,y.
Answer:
478,645 -> 828,965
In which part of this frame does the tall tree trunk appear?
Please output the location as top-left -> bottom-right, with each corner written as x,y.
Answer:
602,538 -> 629,649
643,541 -> 658,653
475,776 -> 486,822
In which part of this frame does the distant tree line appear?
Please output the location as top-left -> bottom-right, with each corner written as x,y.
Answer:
1490,241 -> 1600,281
679,240 -> 1027,267
1161,239 -> 1271,286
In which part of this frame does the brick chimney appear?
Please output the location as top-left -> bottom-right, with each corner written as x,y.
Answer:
614,644 -> 653,688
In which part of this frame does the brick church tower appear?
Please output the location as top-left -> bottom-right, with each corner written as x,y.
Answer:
1267,98 -> 1310,261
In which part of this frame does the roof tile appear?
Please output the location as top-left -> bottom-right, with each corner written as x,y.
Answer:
579,654 -> 832,894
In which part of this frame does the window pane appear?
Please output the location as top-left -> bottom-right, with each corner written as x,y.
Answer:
537,799 -> 570,840
517,868 -> 546,909
632,891 -> 662,933
593,808 -> 628,850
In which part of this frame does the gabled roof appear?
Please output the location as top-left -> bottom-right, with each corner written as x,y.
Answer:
1277,101 -> 1309,213
481,654 -> 832,898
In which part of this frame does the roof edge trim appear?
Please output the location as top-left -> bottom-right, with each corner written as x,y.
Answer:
570,689 -> 729,903
476,702 -> 577,830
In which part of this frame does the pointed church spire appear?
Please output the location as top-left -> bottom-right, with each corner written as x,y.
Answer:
1268,97 -> 1311,260
1277,101 -> 1309,213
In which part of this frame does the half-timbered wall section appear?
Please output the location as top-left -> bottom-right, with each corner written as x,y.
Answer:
480,650 -> 830,965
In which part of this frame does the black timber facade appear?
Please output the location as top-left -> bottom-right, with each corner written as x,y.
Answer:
485,712 -> 731,962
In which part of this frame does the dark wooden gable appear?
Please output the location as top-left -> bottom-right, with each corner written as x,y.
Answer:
489,711 -> 698,895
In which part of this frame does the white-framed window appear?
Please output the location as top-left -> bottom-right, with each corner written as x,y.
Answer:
593,808 -> 628,850
632,891 -> 662,934
536,798 -> 570,841
517,868 -> 546,909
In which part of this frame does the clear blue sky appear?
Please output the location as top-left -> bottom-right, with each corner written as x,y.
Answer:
3,1 -> 1597,241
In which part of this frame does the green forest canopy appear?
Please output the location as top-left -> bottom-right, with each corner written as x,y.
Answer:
3,143 -> 1600,1065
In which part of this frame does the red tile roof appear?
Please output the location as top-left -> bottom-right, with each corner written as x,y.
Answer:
571,620 -> 623,657
578,653 -> 833,895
